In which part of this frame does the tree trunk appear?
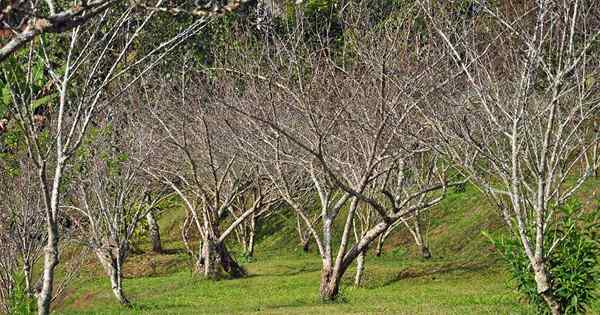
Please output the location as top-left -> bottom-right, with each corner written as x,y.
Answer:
216,242 -> 246,278
532,261 -> 562,315
201,237 -> 247,279
201,238 -> 221,279
319,267 -> 340,301
246,219 -> 255,258
146,211 -> 162,254
37,221 -> 59,315
95,247 -> 131,307
375,234 -> 384,257
320,268 -> 340,302
108,266 -> 130,307
354,249 -> 367,287
420,244 -> 432,259
243,213 -> 256,258
23,262 -> 33,296
302,238 -> 310,253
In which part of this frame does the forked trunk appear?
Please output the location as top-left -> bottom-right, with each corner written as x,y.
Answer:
354,249 -> 367,286
95,247 -> 131,307
201,237 -> 246,279
319,267 -> 340,301
108,267 -> 130,307
201,238 -> 221,279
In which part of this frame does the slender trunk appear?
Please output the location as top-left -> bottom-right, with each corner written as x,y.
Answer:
23,262 -> 32,296
297,214 -> 311,253
146,211 -> 162,254
354,249 -> 367,287
532,260 -> 562,315
95,247 -> 131,307
246,214 -> 255,258
37,220 -> 59,315
108,266 -> 130,307
375,234 -> 384,257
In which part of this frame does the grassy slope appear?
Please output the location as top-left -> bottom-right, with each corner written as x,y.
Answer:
55,182 -> 600,314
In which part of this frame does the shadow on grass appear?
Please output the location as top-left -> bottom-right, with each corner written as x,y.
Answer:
381,260 -> 491,287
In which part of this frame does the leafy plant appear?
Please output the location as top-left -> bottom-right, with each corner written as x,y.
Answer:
7,272 -> 36,315
486,199 -> 600,314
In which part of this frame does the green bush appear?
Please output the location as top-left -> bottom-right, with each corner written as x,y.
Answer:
7,272 -> 36,315
487,199 -> 600,314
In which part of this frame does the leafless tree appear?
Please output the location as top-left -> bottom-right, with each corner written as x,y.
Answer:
66,106 -> 169,307
230,174 -> 281,258
420,1 -> 600,313
0,162 -> 45,312
143,69 -> 278,279
213,3 -> 459,299
1,8 -> 210,313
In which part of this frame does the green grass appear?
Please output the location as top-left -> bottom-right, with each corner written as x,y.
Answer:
54,182 -> 600,314
56,255 -> 533,314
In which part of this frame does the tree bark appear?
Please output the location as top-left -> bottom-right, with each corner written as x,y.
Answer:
146,211 -> 162,254
95,247 -> 131,307
354,249 -> 366,287
532,261 -> 562,315
420,244 -> 432,259
201,237 -> 246,279
319,267 -> 340,301
37,219 -> 59,315
302,238 -> 310,253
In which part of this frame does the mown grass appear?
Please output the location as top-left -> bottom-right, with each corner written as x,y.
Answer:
57,254 -> 533,314
54,182 -> 600,314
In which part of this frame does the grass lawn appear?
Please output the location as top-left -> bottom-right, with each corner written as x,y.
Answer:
56,254 -> 534,314
53,182 -> 600,314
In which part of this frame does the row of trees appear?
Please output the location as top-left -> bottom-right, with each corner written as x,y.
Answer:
1,1 -> 599,314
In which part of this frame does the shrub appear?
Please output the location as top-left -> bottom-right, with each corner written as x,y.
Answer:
7,272 -> 36,315
487,199 -> 600,314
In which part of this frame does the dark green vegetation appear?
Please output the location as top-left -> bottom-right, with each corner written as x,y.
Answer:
55,184 -> 600,314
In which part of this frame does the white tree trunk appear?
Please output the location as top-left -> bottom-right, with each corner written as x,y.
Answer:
37,218 -> 59,315
146,211 -> 162,253
354,249 -> 367,287
95,247 -> 131,307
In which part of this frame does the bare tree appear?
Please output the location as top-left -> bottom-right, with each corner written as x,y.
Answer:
67,107 -> 169,306
420,1 -> 600,313
1,8 -> 210,313
143,69 -> 278,279
231,174 -> 280,258
214,3 -> 458,299
0,162 -> 45,312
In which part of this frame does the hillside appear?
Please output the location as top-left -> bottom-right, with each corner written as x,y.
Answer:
54,182 -> 600,314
